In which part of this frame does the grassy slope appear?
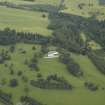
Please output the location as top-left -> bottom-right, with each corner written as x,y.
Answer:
63,0 -> 105,20
0,44 -> 105,105
0,0 -> 105,105
0,0 -> 104,36
0,6 -> 52,36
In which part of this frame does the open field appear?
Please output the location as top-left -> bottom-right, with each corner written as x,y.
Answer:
61,0 -> 105,20
0,0 -> 105,35
0,6 -> 52,36
1,0 -> 105,19
0,44 -> 105,105
0,0 -> 105,105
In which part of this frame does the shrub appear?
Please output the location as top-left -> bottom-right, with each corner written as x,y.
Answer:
9,79 -> 18,87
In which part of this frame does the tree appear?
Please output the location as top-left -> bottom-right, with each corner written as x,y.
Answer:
37,73 -> 42,78
1,78 -> 7,86
42,14 -> 46,18
9,79 -> 18,87
21,76 -> 28,83
17,71 -> 23,76
32,46 -> 36,50
10,69 -> 14,75
28,54 -> 40,71
58,0 -> 65,10
9,45 -> 15,53
67,62 -> 83,77
84,82 -> 98,91
41,45 -> 49,54
59,51 -> 70,64
0,55 -> 4,64
24,86 -> 29,95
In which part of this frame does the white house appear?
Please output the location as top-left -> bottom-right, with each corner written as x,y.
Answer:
44,51 -> 59,58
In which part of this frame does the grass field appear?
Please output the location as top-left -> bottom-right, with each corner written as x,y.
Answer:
0,6 -> 52,36
0,43 -> 105,105
0,0 -> 105,105
62,0 -> 105,19
0,0 -> 105,35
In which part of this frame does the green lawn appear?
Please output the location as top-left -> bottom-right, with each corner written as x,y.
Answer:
1,0 -> 105,20
0,44 -> 105,105
0,6 -> 52,36
0,0 -> 105,35
62,0 -> 105,20
0,0 -> 105,105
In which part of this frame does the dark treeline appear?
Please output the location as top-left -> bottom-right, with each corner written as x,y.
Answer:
0,49 -> 11,64
99,0 -> 105,5
0,91 -> 13,105
45,4 -> 105,77
1,3 -> 105,51
59,51 -> 83,77
88,51 -> 105,74
86,19 -> 105,48
48,11 -> 105,53
22,4 -> 59,13
0,1 -> 34,12
0,28 -> 49,45
21,96 -> 45,105
27,53 -> 40,71
84,82 -> 98,91
0,1 -> 25,10
49,12 -> 84,54
30,74 -> 72,90
0,2 -> 59,13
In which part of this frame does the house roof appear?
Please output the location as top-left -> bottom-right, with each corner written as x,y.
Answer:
48,51 -> 59,55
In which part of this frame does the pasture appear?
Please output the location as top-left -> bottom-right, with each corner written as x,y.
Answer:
0,6 -> 52,36
0,43 -> 105,105
0,0 -> 105,105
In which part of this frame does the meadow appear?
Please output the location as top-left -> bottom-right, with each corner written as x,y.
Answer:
0,6 -> 52,36
0,0 -> 105,105
0,43 -> 105,105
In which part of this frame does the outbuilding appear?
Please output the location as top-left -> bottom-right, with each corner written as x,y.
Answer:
44,51 -> 59,58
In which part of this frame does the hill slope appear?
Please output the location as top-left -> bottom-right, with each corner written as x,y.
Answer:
0,0 -> 105,105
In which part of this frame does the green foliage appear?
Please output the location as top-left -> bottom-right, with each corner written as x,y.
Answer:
30,74 -> 72,90
88,51 -> 105,74
9,79 -> 18,87
20,96 -> 44,105
0,0 -> 105,105
0,28 -> 49,45
0,91 -> 13,105
84,82 -> 98,91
